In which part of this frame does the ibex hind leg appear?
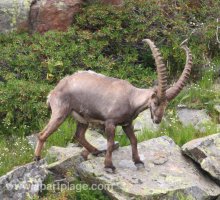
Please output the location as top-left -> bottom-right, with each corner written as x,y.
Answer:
74,122 -> 118,159
74,122 -> 100,159
34,102 -> 69,161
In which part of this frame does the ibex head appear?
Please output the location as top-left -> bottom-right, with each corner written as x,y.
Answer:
143,39 -> 193,124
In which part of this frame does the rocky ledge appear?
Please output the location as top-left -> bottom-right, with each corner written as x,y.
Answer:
47,134 -> 220,200
1,130 -> 220,199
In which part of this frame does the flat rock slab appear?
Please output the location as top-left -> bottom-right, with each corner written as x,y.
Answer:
182,133 -> 220,183
77,136 -> 220,200
177,108 -> 212,132
0,160 -> 47,200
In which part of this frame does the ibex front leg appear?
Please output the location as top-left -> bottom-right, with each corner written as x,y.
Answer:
104,122 -> 116,173
122,124 -> 145,169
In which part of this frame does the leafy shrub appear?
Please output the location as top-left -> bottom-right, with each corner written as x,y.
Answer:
0,79 -> 51,135
1,0 -> 219,85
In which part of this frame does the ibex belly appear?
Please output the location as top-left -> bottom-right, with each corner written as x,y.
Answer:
71,111 -> 105,125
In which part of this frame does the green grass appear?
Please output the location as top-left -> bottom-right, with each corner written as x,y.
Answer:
169,64 -> 220,120
30,174 -> 110,200
0,119 -> 75,176
116,119 -> 218,147
0,136 -> 33,176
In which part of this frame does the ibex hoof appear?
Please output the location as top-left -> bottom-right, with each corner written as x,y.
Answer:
104,166 -> 116,174
135,161 -> 145,170
34,156 -> 41,162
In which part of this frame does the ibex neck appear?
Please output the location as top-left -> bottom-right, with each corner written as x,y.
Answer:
131,88 -> 154,113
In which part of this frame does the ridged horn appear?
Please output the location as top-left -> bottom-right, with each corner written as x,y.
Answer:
166,45 -> 193,101
143,39 -> 168,100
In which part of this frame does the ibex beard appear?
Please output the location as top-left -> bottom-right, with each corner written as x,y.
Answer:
34,39 -> 192,173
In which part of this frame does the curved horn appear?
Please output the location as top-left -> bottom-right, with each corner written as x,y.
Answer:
143,39 -> 168,100
166,45 -> 193,101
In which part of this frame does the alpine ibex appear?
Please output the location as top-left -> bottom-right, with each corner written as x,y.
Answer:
34,39 -> 192,173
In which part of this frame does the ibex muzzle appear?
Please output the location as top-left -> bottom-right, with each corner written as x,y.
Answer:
34,39 -> 192,173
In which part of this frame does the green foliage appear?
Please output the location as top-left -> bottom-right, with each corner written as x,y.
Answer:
0,136 -> 33,176
0,79 -> 51,135
0,120 -> 75,176
116,117 -> 218,147
76,0 -> 220,77
1,0 -> 219,84
36,180 -> 109,200
169,64 -> 220,120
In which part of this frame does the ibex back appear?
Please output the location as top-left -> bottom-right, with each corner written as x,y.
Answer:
34,39 -> 192,173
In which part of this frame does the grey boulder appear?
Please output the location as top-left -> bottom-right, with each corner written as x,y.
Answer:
0,160 -> 47,200
177,107 -> 212,132
0,0 -> 31,33
182,133 -> 220,183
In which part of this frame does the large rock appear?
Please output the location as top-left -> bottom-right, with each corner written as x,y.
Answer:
0,160 -> 47,200
29,0 -> 83,33
0,0 -> 31,33
182,133 -> 220,183
177,107 -> 212,132
77,136 -> 220,199
48,135 -> 220,199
